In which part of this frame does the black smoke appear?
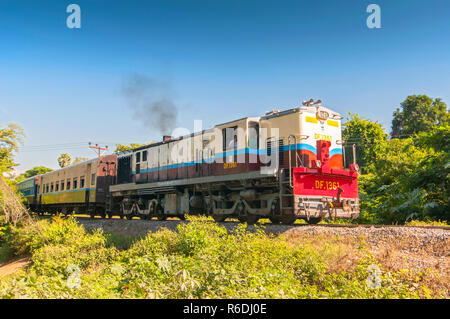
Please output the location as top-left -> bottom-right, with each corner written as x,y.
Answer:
121,73 -> 178,135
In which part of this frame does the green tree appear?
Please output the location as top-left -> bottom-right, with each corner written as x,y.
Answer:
57,153 -> 72,168
342,113 -> 387,171
391,95 -> 449,138
358,124 -> 449,224
115,143 -> 152,153
14,166 -> 53,182
72,157 -> 89,165
0,123 -> 25,174
368,138 -> 429,184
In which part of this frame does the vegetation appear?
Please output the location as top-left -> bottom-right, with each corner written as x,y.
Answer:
72,157 -> 89,165
391,95 -> 448,138
115,143 -> 153,153
57,153 -> 72,168
0,216 -> 445,299
0,124 -> 25,176
345,95 -> 449,224
14,166 -> 53,183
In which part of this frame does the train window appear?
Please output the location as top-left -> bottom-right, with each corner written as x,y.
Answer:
50,183 -> 54,192
73,178 -> 78,189
91,173 -> 96,185
55,183 -> 59,192
136,152 -> 141,163
142,150 -> 147,162
61,180 -> 65,191
248,123 -> 259,149
222,126 -> 238,151
80,176 -> 85,188
136,163 -> 141,174
67,179 -> 71,190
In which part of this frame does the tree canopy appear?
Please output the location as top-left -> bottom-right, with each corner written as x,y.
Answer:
72,157 -> 89,165
342,113 -> 387,171
14,166 -> 53,182
115,143 -> 152,153
391,95 -> 449,138
0,123 -> 25,174
57,153 -> 72,168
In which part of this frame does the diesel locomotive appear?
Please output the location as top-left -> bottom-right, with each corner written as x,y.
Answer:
17,101 -> 359,224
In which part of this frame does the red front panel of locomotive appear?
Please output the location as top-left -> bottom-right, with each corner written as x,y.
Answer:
293,167 -> 358,198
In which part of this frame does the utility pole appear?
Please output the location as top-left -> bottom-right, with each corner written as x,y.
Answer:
88,142 -> 108,159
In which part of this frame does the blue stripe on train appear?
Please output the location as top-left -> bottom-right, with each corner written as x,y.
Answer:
132,144 -> 343,174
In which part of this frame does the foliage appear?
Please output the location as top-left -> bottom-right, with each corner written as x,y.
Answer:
356,123 -> 449,224
405,219 -> 448,227
14,166 -> 52,183
342,97 -> 448,224
0,123 -> 25,175
115,143 -> 152,153
391,94 -> 448,138
342,113 -> 387,172
57,153 -> 72,168
72,157 -> 89,165
0,217 -> 441,298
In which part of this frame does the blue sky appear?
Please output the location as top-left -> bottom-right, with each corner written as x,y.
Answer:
0,0 -> 449,173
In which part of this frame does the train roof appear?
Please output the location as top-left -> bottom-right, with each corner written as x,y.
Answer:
121,105 -> 343,155
15,175 -> 37,185
39,158 -> 98,178
129,127 -> 215,153
261,105 -> 343,120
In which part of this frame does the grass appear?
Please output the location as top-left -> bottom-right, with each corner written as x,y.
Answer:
405,219 -> 448,227
0,215 -> 447,299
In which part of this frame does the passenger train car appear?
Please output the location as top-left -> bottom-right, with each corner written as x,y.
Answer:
17,155 -> 117,217
16,176 -> 39,210
16,102 -> 359,224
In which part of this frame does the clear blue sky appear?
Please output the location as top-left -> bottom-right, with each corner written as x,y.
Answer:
1,0 -> 449,173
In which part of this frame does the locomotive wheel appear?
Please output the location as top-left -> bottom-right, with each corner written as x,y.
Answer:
178,214 -> 186,221
212,214 -> 226,223
281,214 -> 297,225
126,214 -> 133,220
306,217 -> 322,225
269,217 -> 281,224
246,214 -> 259,225
89,212 -> 95,219
139,214 -> 148,220
107,212 -> 113,219
119,214 -> 124,219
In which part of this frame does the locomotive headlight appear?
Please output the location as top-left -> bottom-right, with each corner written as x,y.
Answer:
316,110 -> 329,121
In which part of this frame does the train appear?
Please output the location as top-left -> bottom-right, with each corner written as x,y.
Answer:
16,101 -> 360,224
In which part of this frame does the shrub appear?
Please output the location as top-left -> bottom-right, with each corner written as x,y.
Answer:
0,216 -> 444,299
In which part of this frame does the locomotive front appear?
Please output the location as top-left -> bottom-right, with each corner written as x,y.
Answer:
287,104 -> 360,222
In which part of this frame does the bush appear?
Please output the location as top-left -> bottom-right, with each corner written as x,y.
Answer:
0,216 -> 443,298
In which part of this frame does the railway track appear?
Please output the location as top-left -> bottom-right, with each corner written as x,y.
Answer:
38,214 -> 450,231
